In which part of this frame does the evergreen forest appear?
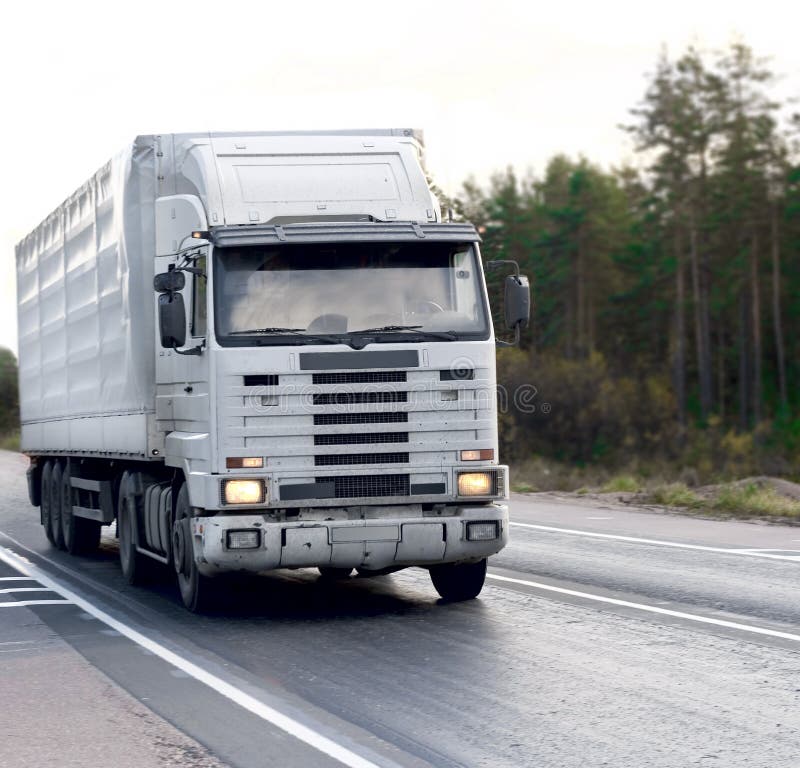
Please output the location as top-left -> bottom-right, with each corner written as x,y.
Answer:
448,43 -> 800,484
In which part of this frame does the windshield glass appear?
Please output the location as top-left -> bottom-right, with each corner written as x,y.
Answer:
213,241 -> 489,345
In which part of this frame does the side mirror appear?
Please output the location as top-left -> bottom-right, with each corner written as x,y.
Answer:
154,270 -> 185,293
158,292 -> 187,348
504,274 -> 530,331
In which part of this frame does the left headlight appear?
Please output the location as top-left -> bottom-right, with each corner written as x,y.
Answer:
223,479 -> 266,505
457,471 -> 497,497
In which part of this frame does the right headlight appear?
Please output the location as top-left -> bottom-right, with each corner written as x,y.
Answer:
223,479 -> 266,505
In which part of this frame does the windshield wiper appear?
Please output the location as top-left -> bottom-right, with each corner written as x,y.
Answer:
349,324 -> 458,341
229,327 -> 306,334
227,327 -> 341,345
349,324 -> 423,333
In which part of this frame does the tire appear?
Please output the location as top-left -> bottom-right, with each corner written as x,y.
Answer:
49,461 -> 66,550
429,558 -> 488,601
118,474 -> 153,585
40,461 -> 56,545
173,483 -> 214,613
318,567 -> 353,580
61,464 -> 101,555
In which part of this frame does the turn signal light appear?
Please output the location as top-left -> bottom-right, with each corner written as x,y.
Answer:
457,472 -> 494,496
460,449 -> 495,461
226,457 -> 264,469
223,479 -> 266,505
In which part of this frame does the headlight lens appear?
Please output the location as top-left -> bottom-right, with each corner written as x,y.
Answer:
457,472 -> 494,496
223,479 -> 266,505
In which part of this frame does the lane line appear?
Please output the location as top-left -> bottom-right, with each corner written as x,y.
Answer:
0,587 -> 53,594
0,544 -> 382,768
0,576 -> 35,581
0,600 -> 71,608
509,521 -> 800,562
486,572 -> 800,644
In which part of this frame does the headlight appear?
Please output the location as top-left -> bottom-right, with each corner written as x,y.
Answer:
457,472 -> 496,496
223,479 -> 266,505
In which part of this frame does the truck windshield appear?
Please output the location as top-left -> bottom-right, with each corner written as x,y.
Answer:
213,241 -> 490,345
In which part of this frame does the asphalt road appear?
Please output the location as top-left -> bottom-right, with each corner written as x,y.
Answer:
1,449 -> 799,768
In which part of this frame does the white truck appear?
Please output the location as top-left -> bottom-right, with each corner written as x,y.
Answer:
16,130 -> 529,611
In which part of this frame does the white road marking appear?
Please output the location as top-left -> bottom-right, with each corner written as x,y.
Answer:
0,544 -> 382,768
486,572 -> 800,643
0,587 -> 53,594
0,600 -> 71,608
0,576 -> 34,581
509,521 -> 800,562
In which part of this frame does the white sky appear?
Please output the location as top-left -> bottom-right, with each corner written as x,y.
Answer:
2,0 -> 798,353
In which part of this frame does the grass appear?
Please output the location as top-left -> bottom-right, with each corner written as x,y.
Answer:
646,482 -> 703,509
710,483 -> 800,520
643,480 -> 800,521
600,474 -> 642,493
0,431 -> 19,452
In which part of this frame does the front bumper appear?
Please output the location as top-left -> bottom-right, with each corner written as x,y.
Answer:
190,503 -> 509,576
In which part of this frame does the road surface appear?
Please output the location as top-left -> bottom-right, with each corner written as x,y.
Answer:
1,450 -> 798,768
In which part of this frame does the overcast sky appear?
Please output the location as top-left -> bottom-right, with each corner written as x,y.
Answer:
2,0 -> 798,353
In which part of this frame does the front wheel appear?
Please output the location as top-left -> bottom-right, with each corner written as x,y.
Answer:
429,559 -> 487,601
173,483 -> 214,613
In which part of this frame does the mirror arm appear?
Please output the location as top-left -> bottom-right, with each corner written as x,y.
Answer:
495,324 -> 521,348
487,259 -> 521,278
172,341 -> 204,356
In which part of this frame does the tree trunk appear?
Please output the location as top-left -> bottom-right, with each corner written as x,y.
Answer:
770,205 -> 788,411
751,232 -> 762,426
715,320 -> 725,421
673,225 -> 687,427
738,286 -> 750,431
576,226 -> 586,358
689,217 -> 712,419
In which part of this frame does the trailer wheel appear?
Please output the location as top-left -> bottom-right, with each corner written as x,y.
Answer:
118,474 -> 152,585
173,483 -> 214,613
61,464 -> 101,555
49,462 -> 66,550
40,461 -> 56,546
429,558 -> 487,601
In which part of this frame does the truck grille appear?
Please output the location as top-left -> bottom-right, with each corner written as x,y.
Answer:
314,412 -> 408,425
312,391 -> 407,405
314,432 -> 409,445
313,371 -> 406,385
315,452 -> 409,466
318,474 -> 410,498
223,364 -> 496,502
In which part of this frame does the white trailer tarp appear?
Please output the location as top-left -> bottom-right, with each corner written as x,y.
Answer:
16,142 -> 157,456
